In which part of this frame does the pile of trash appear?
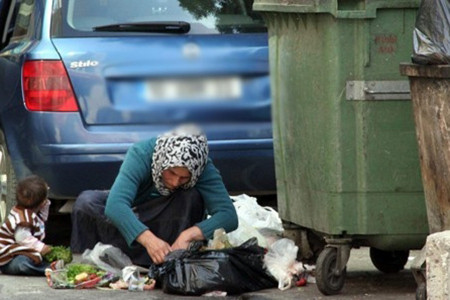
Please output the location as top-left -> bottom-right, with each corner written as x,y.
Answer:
150,194 -> 316,295
229,194 -> 316,290
46,194 -> 315,295
45,243 -> 155,291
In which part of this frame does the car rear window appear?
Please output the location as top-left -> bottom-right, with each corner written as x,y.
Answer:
51,0 -> 267,37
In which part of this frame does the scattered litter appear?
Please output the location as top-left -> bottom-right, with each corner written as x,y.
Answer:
295,276 -> 307,287
45,263 -> 116,289
264,238 -> 316,290
81,242 -> 132,275
202,291 -> 227,297
122,266 -> 153,292
264,238 -> 303,290
45,244 -> 155,292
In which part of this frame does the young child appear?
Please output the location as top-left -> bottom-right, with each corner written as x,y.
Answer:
0,175 -> 52,275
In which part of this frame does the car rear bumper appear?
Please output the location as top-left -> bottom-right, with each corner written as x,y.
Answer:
11,139 -> 275,199
3,113 -> 275,198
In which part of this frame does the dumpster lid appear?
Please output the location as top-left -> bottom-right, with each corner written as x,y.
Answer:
400,63 -> 450,78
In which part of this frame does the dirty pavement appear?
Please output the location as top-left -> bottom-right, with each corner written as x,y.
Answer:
0,194 -> 419,299
0,247 -> 418,300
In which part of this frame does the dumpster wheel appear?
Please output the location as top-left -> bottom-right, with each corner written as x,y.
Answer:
316,247 -> 346,295
369,247 -> 409,273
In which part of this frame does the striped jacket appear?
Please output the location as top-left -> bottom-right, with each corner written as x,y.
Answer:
0,206 -> 46,265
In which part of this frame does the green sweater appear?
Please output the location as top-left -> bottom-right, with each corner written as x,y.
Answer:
104,138 -> 238,246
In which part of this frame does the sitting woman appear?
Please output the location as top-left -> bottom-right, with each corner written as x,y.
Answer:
71,125 -> 238,266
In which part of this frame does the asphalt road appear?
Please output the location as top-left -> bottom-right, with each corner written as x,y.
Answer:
0,247 -> 418,300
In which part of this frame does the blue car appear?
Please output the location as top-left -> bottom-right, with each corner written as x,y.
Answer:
0,0 -> 275,222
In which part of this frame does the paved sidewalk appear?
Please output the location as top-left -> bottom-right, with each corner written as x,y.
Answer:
0,247 -> 418,300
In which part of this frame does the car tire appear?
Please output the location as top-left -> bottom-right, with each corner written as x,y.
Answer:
0,130 -> 16,224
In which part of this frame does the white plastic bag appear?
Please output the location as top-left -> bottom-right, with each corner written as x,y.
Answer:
81,242 -> 133,275
227,218 -> 269,248
227,194 -> 284,247
230,194 -> 284,232
122,266 -> 146,291
264,238 -> 303,290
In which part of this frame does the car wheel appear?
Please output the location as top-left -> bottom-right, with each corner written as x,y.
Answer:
0,130 -> 16,224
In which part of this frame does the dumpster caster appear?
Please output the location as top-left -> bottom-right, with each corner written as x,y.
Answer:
316,247 -> 347,295
369,247 -> 409,273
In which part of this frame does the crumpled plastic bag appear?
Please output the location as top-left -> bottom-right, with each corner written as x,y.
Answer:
412,0 -> 450,65
81,242 -> 133,275
228,194 -> 283,247
231,194 -> 284,231
264,238 -> 304,290
148,238 -> 277,295
121,266 -> 147,291
227,217 -> 269,247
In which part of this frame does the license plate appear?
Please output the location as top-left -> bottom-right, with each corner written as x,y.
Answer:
145,77 -> 242,101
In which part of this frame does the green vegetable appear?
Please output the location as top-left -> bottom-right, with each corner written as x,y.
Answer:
66,263 -> 98,282
43,246 -> 73,264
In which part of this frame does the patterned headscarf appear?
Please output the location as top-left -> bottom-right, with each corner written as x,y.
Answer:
152,125 -> 209,195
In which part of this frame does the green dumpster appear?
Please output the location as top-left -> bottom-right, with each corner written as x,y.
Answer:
254,0 -> 427,295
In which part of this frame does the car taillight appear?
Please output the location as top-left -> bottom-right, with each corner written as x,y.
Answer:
22,60 -> 78,112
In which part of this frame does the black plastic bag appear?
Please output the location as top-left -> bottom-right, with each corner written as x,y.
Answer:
148,238 -> 277,295
412,0 -> 450,65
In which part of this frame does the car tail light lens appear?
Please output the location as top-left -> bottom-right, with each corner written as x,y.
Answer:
23,60 -> 78,112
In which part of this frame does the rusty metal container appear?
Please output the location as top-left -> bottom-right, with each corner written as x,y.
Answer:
400,63 -> 450,233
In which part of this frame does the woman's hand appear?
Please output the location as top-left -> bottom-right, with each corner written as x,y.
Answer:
171,233 -> 190,250
137,230 -> 172,264
171,226 -> 204,250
